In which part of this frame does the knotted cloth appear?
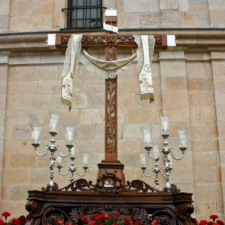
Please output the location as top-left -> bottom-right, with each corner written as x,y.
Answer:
62,34 -> 155,110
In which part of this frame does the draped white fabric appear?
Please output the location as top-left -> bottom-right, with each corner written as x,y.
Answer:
62,34 -> 155,109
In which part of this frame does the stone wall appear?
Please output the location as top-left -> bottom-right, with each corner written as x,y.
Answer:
0,0 -> 224,33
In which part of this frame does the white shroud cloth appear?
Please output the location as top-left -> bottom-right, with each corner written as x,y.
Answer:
62,34 -> 155,110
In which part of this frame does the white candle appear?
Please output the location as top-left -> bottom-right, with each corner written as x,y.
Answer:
52,123 -> 56,132
163,121 -> 168,133
57,156 -> 62,165
68,131 -> 72,142
34,131 -> 39,142
71,147 -> 75,157
181,142 -> 187,147
145,135 -> 150,145
83,157 -> 88,165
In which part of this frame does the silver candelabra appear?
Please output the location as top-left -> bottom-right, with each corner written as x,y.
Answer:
31,113 -> 89,190
140,117 -> 187,192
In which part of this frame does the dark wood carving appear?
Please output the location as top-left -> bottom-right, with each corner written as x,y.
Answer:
56,177 -> 159,194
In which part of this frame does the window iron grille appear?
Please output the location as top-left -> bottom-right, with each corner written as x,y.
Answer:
63,0 -> 105,29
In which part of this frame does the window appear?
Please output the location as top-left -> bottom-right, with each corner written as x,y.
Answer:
66,0 -> 103,29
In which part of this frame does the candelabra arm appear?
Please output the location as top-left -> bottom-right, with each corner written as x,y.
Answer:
33,144 -> 49,157
170,148 -> 185,161
58,167 -> 70,176
159,168 -> 167,178
75,167 -> 87,177
143,168 -> 154,177
57,145 -> 71,158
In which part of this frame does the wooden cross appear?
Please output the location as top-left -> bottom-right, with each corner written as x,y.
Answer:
55,15 -> 167,185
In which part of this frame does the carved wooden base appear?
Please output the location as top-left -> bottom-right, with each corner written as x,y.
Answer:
26,182 -> 194,225
97,160 -> 125,186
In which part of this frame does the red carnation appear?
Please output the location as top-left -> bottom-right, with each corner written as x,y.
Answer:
12,218 -> 21,225
152,219 -> 159,225
124,218 -> 131,225
217,220 -> 225,225
192,218 -> 199,225
99,224 -> 104,225
113,213 -> 120,220
135,220 -> 141,225
199,220 -> 208,225
0,219 -> 4,225
2,212 -> 11,218
112,223 -> 119,225
18,215 -> 27,223
104,212 -> 109,219
65,221 -> 72,225
99,214 -> 106,222
92,213 -> 99,221
207,222 -> 213,225
80,214 -> 88,224
210,215 -> 218,220
89,220 -> 97,225
56,219 -> 63,225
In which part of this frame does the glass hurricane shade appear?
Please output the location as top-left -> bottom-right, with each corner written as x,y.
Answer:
49,114 -> 60,132
83,154 -> 89,167
178,130 -> 187,147
57,155 -> 63,166
140,154 -> 146,167
31,126 -> 42,143
153,146 -> 160,158
65,127 -> 75,143
71,145 -> 76,157
141,128 -> 152,147
160,117 -> 169,134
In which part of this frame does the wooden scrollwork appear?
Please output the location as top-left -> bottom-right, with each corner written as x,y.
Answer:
26,201 -> 44,219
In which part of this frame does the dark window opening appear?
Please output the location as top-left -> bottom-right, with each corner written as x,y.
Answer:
66,0 -> 103,29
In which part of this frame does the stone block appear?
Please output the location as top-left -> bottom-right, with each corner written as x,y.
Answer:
3,168 -> 28,184
187,78 -> 212,90
41,15 -> 53,29
80,109 -> 104,124
216,106 -> 225,122
209,10 -> 225,27
17,3 -> 38,16
206,123 -> 218,138
139,92 -> 162,108
0,15 -> 9,29
161,77 -> 187,91
160,61 -> 186,77
6,110 -> 29,125
0,110 -> 5,125
9,66 -> 35,81
118,79 -> 139,93
170,167 -> 193,183
190,0 -> 208,5
31,94 -> 52,109
195,11 -> 210,27
124,0 -> 151,12
75,125 -> 94,140
139,12 -> 161,27
194,167 -> 216,183
118,152 -> 139,167
212,61 -> 225,77
126,108 -> 159,124
30,168 -> 50,185
52,94 -> 68,109
39,80 -> 61,94
4,140 -> 33,154
178,0 -> 189,11
10,4 -> 17,16
8,185 -> 33,201
8,81 -> 38,95
208,0 -> 225,9
160,0 -> 178,9
0,2 -> 9,15
0,65 -> 8,81
118,93 -> 139,108
75,140 -> 89,154
71,92 -> 88,108
9,154 -> 36,168
162,91 -> 188,106
13,95 -> 32,109
34,65 -> 58,80
193,152 -> 218,167
196,107 -> 216,123
189,91 -> 214,107
194,184 -> 222,201
215,91 -> 225,106
0,94 -> 6,109
191,124 -> 207,138
201,201 -> 218,215
163,106 -> 189,122
39,3 -> 54,15
118,12 -> 139,28
89,139 -> 104,153
12,125 -> 31,140
84,79 -> 105,93
187,62 -> 212,79
179,12 -> 195,27
123,124 -> 143,139
161,10 -> 179,27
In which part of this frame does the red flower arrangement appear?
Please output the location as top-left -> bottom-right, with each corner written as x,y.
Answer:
193,215 -> 225,225
78,212 -> 158,225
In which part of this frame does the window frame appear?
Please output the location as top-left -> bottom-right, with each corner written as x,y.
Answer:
66,0 -> 103,29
